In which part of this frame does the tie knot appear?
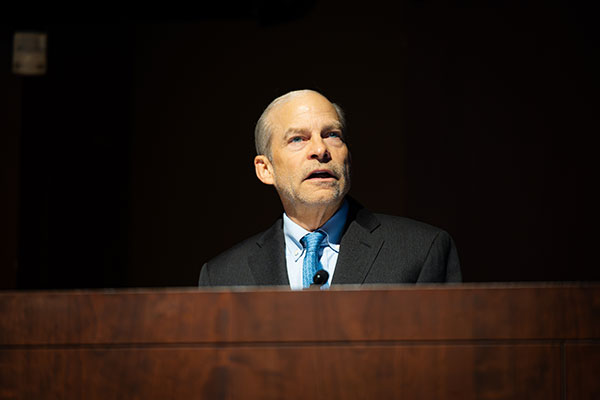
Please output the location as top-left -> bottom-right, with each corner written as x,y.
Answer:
300,231 -> 326,252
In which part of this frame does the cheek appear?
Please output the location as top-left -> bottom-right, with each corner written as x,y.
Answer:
334,145 -> 349,157
272,163 -> 299,184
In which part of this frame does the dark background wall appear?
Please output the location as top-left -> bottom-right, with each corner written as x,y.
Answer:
1,1 -> 598,289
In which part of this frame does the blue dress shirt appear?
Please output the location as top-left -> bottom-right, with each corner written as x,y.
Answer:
282,200 -> 349,290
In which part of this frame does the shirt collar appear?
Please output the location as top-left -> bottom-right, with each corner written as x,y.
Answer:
283,199 -> 349,255
318,199 -> 348,245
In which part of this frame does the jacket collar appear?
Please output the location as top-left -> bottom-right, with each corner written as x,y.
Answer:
248,218 -> 289,285
248,196 -> 383,286
332,197 -> 384,284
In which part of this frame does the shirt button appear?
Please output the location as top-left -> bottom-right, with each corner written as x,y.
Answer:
294,251 -> 299,256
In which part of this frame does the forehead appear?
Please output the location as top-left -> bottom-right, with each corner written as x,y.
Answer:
268,93 -> 340,136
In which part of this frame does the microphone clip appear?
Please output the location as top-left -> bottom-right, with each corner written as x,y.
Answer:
308,269 -> 329,289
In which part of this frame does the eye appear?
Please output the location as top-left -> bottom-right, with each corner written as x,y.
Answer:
290,136 -> 303,143
325,131 -> 342,139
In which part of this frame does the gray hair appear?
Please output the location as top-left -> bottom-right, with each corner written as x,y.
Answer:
254,90 -> 346,159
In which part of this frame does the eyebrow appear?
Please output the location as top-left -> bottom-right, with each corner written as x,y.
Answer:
283,128 -> 310,140
283,123 -> 343,139
321,123 -> 343,133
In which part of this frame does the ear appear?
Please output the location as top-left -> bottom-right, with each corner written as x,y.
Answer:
254,155 -> 274,185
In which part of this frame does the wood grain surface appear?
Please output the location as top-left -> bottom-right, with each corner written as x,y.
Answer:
0,345 -> 561,400
565,343 -> 600,400
0,284 -> 598,345
0,284 -> 598,399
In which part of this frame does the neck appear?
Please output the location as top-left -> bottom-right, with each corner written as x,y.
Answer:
282,199 -> 344,231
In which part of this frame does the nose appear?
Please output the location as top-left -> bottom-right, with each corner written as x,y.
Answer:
308,135 -> 331,163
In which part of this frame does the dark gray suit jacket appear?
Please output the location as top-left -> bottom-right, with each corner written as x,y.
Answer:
198,199 -> 461,287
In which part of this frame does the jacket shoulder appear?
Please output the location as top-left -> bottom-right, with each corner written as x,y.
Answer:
372,213 -> 448,240
199,234 -> 260,287
206,231 -> 263,267
199,218 -> 283,286
368,212 -> 461,283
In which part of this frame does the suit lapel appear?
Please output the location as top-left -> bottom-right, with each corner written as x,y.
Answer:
248,219 -> 290,285
332,201 -> 384,285
247,199 -> 383,286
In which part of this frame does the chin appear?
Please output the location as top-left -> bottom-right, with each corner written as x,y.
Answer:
300,191 -> 344,207
277,181 -> 349,209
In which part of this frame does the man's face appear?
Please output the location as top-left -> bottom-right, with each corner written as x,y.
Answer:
262,92 -> 351,209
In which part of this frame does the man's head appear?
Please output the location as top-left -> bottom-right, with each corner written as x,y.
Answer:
255,90 -> 347,160
254,90 -> 351,213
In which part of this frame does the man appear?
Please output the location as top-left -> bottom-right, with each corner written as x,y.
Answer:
199,90 -> 461,288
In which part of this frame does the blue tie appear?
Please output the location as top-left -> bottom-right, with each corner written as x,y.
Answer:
300,231 -> 326,288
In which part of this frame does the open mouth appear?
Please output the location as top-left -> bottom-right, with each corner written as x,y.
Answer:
306,170 -> 337,180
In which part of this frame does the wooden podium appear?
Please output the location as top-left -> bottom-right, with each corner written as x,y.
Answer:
1,284 -> 598,399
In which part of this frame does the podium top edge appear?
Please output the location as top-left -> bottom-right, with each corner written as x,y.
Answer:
2,281 -> 599,296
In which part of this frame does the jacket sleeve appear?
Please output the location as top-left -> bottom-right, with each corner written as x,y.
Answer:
417,230 -> 462,283
198,263 -> 211,286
